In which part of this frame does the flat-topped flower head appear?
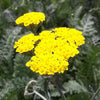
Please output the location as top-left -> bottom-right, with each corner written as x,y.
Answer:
15,12 -> 45,27
14,26 -> 85,75
14,33 -> 39,53
25,27 -> 85,75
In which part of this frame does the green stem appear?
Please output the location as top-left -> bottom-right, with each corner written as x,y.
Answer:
56,83 -> 66,100
52,75 -> 67,100
30,25 -> 37,34
43,76 -> 51,100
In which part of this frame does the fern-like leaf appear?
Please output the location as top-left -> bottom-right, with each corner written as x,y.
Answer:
0,27 -> 21,75
0,77 -> 32,100
76,14 -> 97,36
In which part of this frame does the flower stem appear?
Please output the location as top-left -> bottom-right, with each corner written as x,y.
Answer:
51,74 -> 67,100
56,82 -> 66,100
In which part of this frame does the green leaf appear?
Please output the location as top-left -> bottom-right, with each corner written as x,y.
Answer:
67,93 -> 92,100
76,14 -> 97,37
63,80 -> 88,95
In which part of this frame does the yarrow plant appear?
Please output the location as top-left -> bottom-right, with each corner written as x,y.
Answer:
14,12 -> 85,100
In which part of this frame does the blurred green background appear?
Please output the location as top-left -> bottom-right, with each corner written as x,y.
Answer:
0,0 -> 100,100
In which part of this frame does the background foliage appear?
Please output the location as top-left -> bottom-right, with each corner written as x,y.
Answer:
0,0 -> 100,100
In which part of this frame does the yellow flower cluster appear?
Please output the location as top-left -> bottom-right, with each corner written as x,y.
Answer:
53,27 -> 85,46
14,33 -> 39,53
26,54 -> 69,75
25,27 -> 85,75
15,12 -> 45,27
14,12 -> 85,75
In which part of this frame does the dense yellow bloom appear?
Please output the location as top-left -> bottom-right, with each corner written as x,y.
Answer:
14,33 -> 39,53
25,27 -> 85,75
39,30 -> 55,40
14,26 -> 85,75
53,27 -> 85,46
26,54 -> 69,75
15,12 -> 45,27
